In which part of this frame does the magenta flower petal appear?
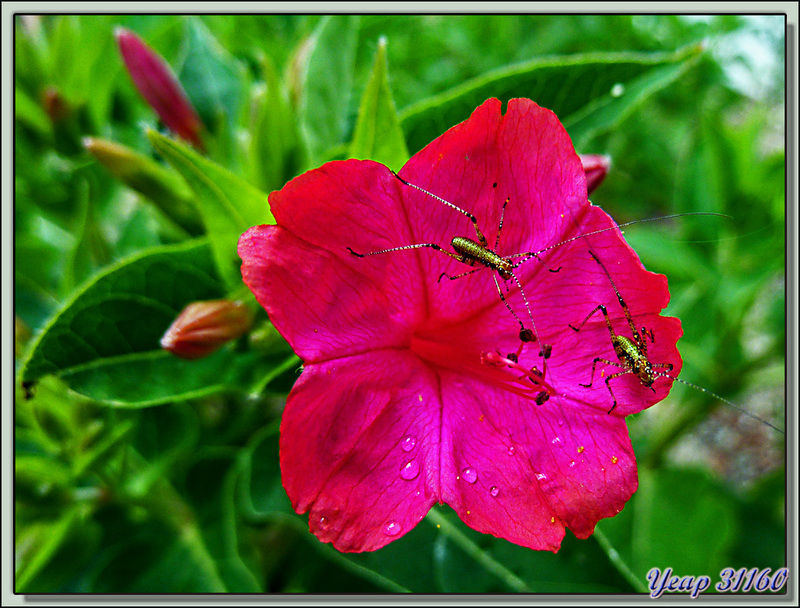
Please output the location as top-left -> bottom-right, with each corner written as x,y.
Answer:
239,161 -> 424,363
115,27 -> 204,149
280,352 -> 438,552
240,98 -> 682,552
437,374 -> 638,546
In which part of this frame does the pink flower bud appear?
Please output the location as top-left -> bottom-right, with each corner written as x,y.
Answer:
115,27 -> 204,149
579,154 -> 611,195
160,300 -> 253,360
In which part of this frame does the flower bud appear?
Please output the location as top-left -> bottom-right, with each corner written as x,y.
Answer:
579,154 -> 611,195
83,137 -> 202,234
115,27 -> 204,149
41,86 -> 70,123
160,300 -> 253,360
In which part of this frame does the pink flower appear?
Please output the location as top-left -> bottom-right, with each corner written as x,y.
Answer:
239,98 -> 682,552
115,27 -> 204,149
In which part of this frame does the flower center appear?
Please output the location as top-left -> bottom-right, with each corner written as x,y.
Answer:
409,328 -> 555,402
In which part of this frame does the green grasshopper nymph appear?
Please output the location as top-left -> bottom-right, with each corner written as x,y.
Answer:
348,171 -> 544,345
570,250 -> 784,434
348,170 -> 728,350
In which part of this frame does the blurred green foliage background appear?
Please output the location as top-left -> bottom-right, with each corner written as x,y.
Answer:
13,14 -> 786,594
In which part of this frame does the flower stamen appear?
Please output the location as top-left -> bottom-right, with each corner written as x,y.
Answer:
480,347 -> 556,399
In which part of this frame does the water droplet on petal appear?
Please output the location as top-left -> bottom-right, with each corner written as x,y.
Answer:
401,436 -> 416,452
507,446 -> 516,456
536,473 -> 547,481
383,521 -> 401,536
551,436 -> 562,447
318,516 -> 330,529
569,460 -> 576,468
557,418 -> 565,426
400,460 -> 420,480
461,467 -> 478,484
489,486 -> 499,497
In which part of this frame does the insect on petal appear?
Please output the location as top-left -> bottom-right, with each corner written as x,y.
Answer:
240,98 -> 680,552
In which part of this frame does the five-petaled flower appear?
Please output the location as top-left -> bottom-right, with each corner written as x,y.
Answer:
239,98 -> 682,552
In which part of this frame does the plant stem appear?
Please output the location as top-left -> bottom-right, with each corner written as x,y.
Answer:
425,509 -> 532,593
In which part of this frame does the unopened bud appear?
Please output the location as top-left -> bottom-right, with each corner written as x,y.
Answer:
286,34 -> 315,109
83,136 -> 202,234
41,86 -> 70,123
579,154 -> 611,195
115,27 -> 204,149
160,300 -> 253,359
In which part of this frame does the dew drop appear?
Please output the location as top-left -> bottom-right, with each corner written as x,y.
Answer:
489,486 -> 500,497
557,418 -> 565,426
551,436 -> 563,447
400,460 -> 420,480
611,82 -> 625,97
569,460 -> 576,468
400,436 -> 416,452
507,446 -> 516,456
536,473 -> 547,481
461,467 -> 478,484
383,521 -> 401,536
318,516 -> 330,529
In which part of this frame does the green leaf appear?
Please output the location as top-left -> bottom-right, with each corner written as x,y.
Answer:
72,418 -> 136,476
425,508 -> 631,593
60,350 -> 267,408
349,37 -> 409,171
126,403 -> 200,496
185,451 -> 264,592
177,17 -> 248,145
247,54 -> 300,192
239,425 -> 295,520
15,454 -> 73,497
563,47 -> 704,147
15,504 -> 99,592
47,16 -> 121,128
123,529 -> 229,592
19,240 -> 237,405
148,130 -> 273,287
399,44 -> 704,154
297,15 -> 360,165
598,467 -> 740,583
15,86 -> 52,136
